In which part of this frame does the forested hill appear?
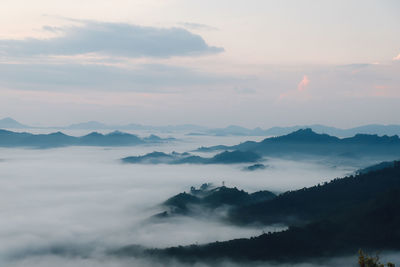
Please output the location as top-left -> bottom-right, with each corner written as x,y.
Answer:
151,188 -> 400,262
228,160 -> 400,225
116,161 -> 400,263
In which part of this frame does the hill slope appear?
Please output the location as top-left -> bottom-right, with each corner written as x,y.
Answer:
116,162 -> 400,263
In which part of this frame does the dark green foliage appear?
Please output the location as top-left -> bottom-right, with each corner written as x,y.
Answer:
163,192 -> 201,214
116,163 -> 400,263
158,185 -> 276,217
358,250 -> 396,267
356,161 -> 397,175
146,186 -> 400,262
229,164 -> 400,225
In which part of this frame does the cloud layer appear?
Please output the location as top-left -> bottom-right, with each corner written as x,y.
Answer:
0,21 -> 224,58
0,63 -> 230,92
0,139 -> 351,266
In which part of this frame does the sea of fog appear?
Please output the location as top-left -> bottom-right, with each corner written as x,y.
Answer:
0,132 -> 369,266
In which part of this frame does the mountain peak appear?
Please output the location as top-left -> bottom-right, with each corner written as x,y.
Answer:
274,128 -> 339,142
1,117 -> 17,123
0,117 -> 29,129
291,128 -> 315,134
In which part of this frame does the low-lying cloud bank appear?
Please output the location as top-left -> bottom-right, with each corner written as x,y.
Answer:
4,251 -> 400,267
0,63 -> 231,92
0,137 -> 355,267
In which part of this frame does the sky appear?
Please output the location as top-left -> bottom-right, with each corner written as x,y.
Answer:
0,0 -> 399,128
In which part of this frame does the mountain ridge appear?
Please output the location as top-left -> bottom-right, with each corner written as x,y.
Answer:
197,128 -> 400,160
2,117 -> 400,137
115,161 -> 400,263
0,129 -> 174,148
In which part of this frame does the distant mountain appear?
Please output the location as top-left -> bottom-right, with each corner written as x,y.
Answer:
122,150 -> 262,165
204,125 -> 267,136
116,161 -> 400,263
345,124 -> 400,137
197,128 -> 400,160
65,121 -> 208,132
4,117 -> 400,137
0,117 -> 30,129
186,124 -> 400,137
67,121 -> 110,130
69,123 -> 399,137
243,163 -> 267,171
0,129 -> 173,148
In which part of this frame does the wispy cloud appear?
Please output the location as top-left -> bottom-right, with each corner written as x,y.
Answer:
0,21 -> 224,59
393,53 -> 400,61
178,22 -> 218,31
279,75 -> 311,100
0,63 -> 231,92
297,75 -> 310,92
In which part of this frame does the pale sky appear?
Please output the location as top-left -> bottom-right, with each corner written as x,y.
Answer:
0,0 -> 399,128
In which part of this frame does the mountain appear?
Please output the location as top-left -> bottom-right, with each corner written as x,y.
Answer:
197,128 -> 400,160
154,184 -> 276,218
5,117 -> 400,137
2,117 -> 400,137
260,124 -> 400,137
122,150 -> 262,165
243,163 -> 267,171
116,161 -> 400,263
188,124 -> 400,137
151,189 -> 400,263
203,125 -> 267,136
64,121 -> 208,132
67,121 -> 110,130
356,160 -> 398,175
228,160 -> 400,226
0,129 -> 173,148
0,117 -> 30,129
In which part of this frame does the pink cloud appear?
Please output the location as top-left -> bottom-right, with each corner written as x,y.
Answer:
297,75 -> 310,92
374,85 -> 389,90
372,85 -> 395,97
278,92 -> 289,99
279,75 -> 311,100
393,53 -> 400,61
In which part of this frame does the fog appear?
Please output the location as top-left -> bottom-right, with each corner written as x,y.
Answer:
0,134 -> 361,266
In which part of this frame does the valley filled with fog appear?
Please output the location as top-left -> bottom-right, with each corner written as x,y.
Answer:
0,131 -> 363,266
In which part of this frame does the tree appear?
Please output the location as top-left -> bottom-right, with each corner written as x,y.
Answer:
358,250 -> 395,267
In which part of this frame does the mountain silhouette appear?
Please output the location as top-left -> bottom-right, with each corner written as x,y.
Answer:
122,150 -> 262,165
0,129 -> 173,148
197,128 -> 400,160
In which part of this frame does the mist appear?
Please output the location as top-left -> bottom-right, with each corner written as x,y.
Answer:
0,134 -> 362,266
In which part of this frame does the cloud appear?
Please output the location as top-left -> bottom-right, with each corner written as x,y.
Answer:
297,75 -> 310,92
0,144 -> 350,266
279,75 -> 311,100
393,53 -> 400,61
178,22 -> 219,31
0,63 -> 231,92
0,21 -> 224,58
